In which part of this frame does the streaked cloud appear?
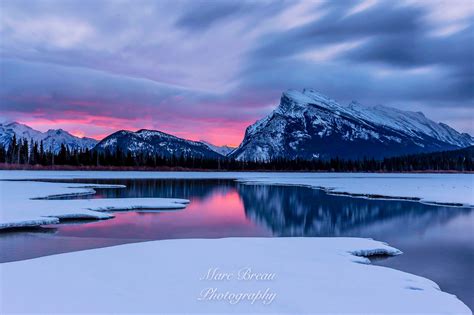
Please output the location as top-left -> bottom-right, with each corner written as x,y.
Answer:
0,0 -> 472,145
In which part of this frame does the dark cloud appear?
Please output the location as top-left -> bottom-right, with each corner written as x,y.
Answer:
174,1 -> 246,31
0,0 -> 473,140
250,2 -> 423,60
239,1 -> 473,110
345,23 -> 474,67
174,0 -> 288,33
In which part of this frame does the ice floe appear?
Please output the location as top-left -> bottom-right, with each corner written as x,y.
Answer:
0,180 -> 189,229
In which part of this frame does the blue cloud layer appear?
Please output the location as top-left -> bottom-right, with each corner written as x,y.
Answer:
0,0 -> 473,139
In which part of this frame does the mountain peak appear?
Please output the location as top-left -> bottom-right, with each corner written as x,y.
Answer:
301,88 -> 333,101
279,89 -> 347,117
136,129 -> 158,133
277,93 -> 306,116
281,89 -> 335,105
136,129 -> 168,136
231,89 -> 473,161
96,128 -> 224,159
2,121 -> 34,130
0,123 -> 97,153
200,140 -> 235,156
46,128 -> 68,135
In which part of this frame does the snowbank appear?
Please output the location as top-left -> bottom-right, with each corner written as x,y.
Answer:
1,171 -> 472,206
237,174 -> 474,207
0,181 -> 189,229
0,237 -> 470,314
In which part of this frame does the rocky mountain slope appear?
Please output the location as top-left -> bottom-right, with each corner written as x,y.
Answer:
231,89 -> 473,161
95,129 -> 224,159
0,121 -> 97,153
200,140 -> 235,156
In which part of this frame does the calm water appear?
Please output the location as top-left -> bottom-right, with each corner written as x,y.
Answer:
1,178 -> 473,309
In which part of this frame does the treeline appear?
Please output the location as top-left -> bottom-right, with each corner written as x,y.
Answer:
381,146 -> 473,172
0,135 -> 472,172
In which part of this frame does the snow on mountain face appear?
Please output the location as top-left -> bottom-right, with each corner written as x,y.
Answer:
0,122 -> 98,153
231,89 -> 473,161
0,122 -> 42,148
200,141 -> 235,156
95,129 -> 225,159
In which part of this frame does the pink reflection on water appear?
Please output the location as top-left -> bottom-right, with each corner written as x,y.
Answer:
52,188 -> 271,240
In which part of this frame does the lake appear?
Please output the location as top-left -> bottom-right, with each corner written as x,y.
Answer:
1,178 -> 472,309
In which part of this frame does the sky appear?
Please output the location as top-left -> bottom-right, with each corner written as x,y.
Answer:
0,0 -> 473,146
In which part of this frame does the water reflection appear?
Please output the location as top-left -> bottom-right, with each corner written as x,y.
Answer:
2,179 -> 472,258
238,183 -> 471,237
1,179 -> 472,308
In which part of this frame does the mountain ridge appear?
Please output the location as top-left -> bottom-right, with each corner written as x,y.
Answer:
0,121 -> 97,153
200,140 -> 235,156
95,129 -> 224,159
230,89 -> 473,161
1,90 -> 472,161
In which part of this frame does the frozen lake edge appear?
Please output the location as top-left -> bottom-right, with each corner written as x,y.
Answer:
1,170 -> 473,206
0,180 -> 189,229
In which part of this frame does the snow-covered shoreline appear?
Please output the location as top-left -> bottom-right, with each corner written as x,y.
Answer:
237,175 -> 474,207
1,237 -> 470,314
0,180 -> 189,229
1,171 -> 472,206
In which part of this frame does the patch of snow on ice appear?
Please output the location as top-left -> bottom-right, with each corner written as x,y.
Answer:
0,180 -> 189,229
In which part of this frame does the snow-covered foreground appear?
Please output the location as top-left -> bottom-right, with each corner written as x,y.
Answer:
1,171 -> 472,206
0,237 -> 470,314
0,181 -> 189,229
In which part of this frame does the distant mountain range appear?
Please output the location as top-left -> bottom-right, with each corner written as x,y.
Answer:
0,122 -> 234,159
200,141 -> 235,156
0,121 -> 97,153
230,89 -> 473,160
1,89 -> 472,160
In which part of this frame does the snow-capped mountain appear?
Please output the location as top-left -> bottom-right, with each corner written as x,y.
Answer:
95,129 -> 225,159
231,89 -> 473,161
0,121 -> 98,153
200,140 -> 235,156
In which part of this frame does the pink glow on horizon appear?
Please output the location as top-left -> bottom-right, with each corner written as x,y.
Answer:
3,90 -> 270,146
15,114 -> 251,147
70,130 -> 86,138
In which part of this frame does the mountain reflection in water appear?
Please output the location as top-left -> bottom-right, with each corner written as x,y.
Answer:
238,183 -> 471,237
